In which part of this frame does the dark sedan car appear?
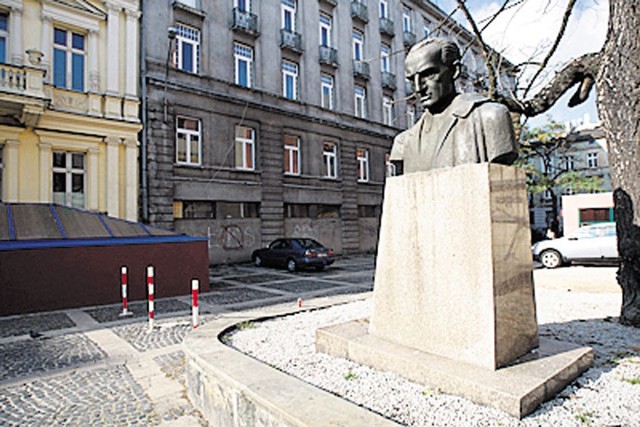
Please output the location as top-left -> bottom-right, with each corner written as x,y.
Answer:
251,238 -> 335,271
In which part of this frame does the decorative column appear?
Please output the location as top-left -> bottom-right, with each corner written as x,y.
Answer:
40,15 -> 52,81
38,142 -> 52,202
123,138 -> 138,221
10,6 -> 23,65
105,136 -> 120,217
124,9 -> 139,98
87,29 -> 102,116
106,3 -> 121,95
87,147 -> 99,211
3,139 -> 19,202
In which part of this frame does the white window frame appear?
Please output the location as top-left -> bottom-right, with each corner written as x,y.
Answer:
422,18 -> 430,39
320,13 -> 332,47
52,151 -> 85,208
406,105 -> 415,127
352,30 -> 364,61
385,153 -> 396,177
53,27 -> 86,91
562,155 -> 574,171
402,7 -> 412,32
235,125 -> 256,170
323,142 -> 338,179
379,0 -> 389,19
357,148 -> 369,183
380,44 -> 391,72
0,11 -> 8,64
354,85 -> 366,118
284,135 -> 301,175
234,0 -> 251,12
321,74 -> 334,110
281,0 -> 297,31
234,42 -> 253,87
174,23 -> 200,74
587,152 -> 598,168
383,97 -> 393,126
282,60 -> 298,100
176,116 -> 202,166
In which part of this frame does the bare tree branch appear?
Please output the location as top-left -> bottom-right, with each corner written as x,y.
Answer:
522,0 -> 578,98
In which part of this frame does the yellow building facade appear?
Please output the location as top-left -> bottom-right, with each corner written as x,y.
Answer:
0,0 -> 140,220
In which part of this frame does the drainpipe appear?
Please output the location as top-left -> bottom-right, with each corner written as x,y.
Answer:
140,0 -> 148,222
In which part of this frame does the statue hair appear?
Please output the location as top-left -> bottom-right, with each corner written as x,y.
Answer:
408,37 -> 461,68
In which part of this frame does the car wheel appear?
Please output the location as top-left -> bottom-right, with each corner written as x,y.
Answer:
540,249 -> 562,269
286,259 -> 297,272
254,255 -> 262,267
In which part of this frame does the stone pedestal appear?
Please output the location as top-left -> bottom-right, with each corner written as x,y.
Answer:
317,164 -> 593,418
370,163 -> 538,370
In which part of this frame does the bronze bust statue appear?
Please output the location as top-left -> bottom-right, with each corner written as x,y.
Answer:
390,38 -> 518,174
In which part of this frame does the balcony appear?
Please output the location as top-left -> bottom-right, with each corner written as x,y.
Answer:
231,8 -> 259,37
319,0 -> 337,6
351,1 -> 368,23
381,71 -> 396,91
403,31 -> 417,47
379,17 -> 394,37
352,60 -> 370,80
319,45 -> 339,68
0,64 -> 49,127
280,29 -> 303,53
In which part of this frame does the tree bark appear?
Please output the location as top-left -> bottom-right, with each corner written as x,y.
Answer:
598,0 -> 640,326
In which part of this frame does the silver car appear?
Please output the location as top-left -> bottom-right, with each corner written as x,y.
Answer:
532,223 -> 618,268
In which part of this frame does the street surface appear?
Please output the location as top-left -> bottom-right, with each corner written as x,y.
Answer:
0,257 -> 620,426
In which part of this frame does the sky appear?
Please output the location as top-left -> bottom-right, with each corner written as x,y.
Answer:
433,0 -> 609,129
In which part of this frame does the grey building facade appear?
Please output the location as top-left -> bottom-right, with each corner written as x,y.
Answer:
141,0 -> 502,264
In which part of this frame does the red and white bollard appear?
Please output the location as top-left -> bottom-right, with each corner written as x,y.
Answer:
191,279 -> 199,329
297,297 -> 302,308
119,266 -> 132,317
147,266 -> 155,332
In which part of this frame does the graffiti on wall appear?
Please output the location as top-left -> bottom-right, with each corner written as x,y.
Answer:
207,225 -> 257,250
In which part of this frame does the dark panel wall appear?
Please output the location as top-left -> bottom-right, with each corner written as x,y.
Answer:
0,241 -> 209,316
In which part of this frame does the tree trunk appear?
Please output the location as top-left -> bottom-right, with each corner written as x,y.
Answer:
597,0 -> 640,326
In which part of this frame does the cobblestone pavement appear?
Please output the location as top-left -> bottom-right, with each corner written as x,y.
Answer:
0,256 -> 375,426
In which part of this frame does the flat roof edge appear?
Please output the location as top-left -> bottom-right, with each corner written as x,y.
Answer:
0,236 -> 209,251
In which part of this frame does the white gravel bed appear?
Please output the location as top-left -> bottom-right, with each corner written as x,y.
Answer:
228,288 -> 640,427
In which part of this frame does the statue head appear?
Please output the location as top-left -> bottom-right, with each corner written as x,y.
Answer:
405,38 -> 461,114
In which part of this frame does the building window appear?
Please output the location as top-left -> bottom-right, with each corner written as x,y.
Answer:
380,44 -> 391,72
234,42 -> 253,87
281,0 -> 297,31
321,74 -> 334,110
357,148 -> 369,182
285,203 -> 340,218
383,97 -> 393,126
282,60 -> 298,100
284,135 -> 300,175
587,152 -> 599,168
0,12 -> 7,64
354,85 -> 366,118
323,142 -> 338,179
218,201 -> 260,218
176,117 -> 201,165
235,125 -> 255,170
543,190 -> 552,200
320,13 -> 332,47
182,201 -> 216,219
561,155 -> 574,171
563,185 -> 574,196
402,7 -> 412,32
358,205 -> 379,218
234,0 -> 251,12
174,24 -> 200,73
385,153 -> 396,177
352,30 -> 364,61
379,0 -> 389,19
53,28 -> 86,91
406,105 -> 415,127
53,151 -> 85,208
422,18 -> 430,39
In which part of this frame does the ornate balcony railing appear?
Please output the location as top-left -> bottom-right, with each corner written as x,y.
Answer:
319,46 -> 339,68
379,17 -> 394,37
280,28 -> 303,53
231,8 -> 259,37
381,71 -> 396,91
403,31 -> 417,47
0,64 -> 47,99
352,60 -> 370,79
351,1 -> 368,23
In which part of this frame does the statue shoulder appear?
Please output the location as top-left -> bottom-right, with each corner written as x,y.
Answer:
390,119 -> 421,160
475,100 -> 512,124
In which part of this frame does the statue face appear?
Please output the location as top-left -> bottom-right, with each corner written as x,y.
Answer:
406,45 -> 457,114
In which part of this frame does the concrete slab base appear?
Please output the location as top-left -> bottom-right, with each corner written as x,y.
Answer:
316,318 -> 593,419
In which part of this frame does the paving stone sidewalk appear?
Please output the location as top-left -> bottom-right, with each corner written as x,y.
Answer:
0,256 -> 375,426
